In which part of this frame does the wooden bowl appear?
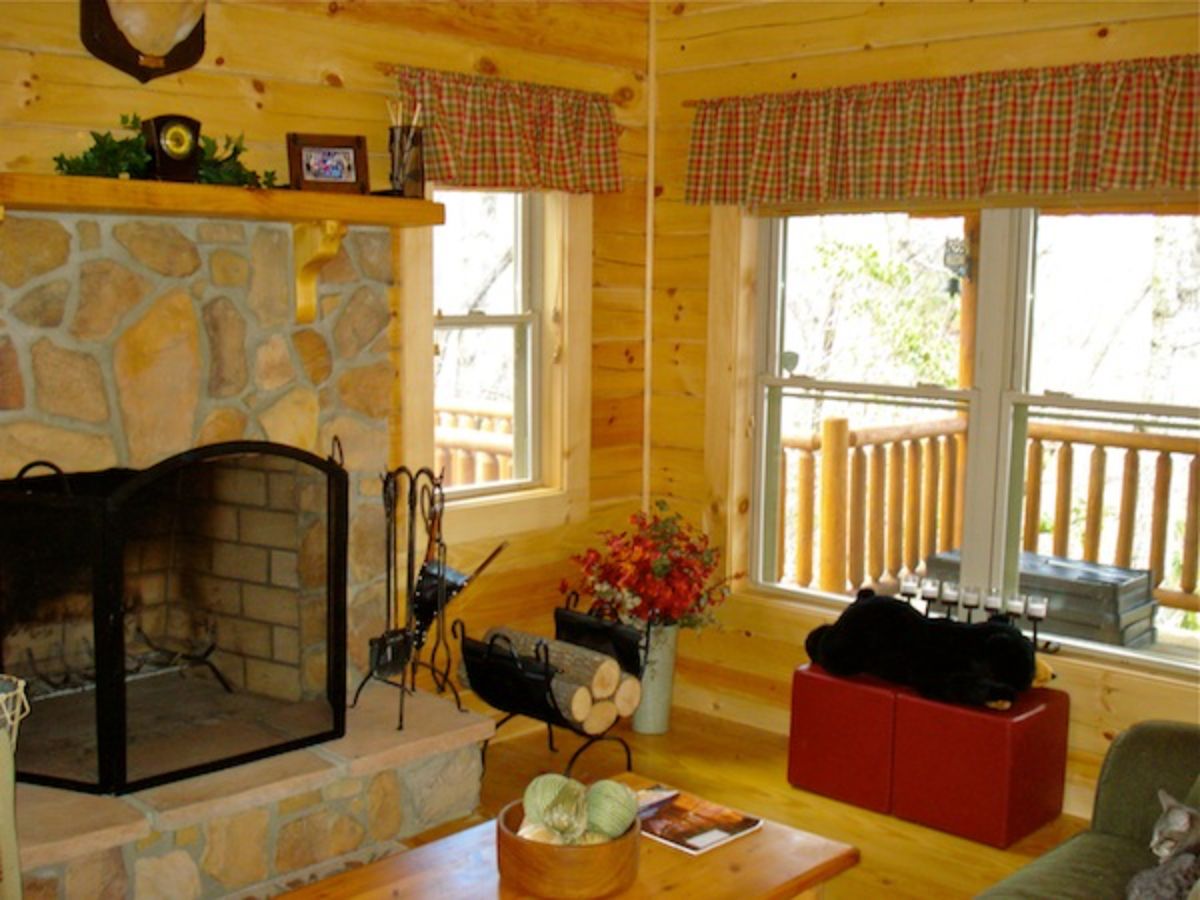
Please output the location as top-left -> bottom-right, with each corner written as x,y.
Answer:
495,800 -> 639,899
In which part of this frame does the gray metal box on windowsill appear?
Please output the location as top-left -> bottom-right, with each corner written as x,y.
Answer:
925,549 -> 1157,648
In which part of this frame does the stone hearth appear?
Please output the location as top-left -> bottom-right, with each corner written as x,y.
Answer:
15,686 -> 492,899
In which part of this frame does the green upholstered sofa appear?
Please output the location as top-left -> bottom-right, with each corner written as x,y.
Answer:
980,720 -> 1200,899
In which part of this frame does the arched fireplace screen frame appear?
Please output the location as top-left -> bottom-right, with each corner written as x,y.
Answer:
0,440 -> 348,794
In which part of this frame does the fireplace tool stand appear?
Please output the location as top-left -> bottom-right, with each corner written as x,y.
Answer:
350,467 -> 465,730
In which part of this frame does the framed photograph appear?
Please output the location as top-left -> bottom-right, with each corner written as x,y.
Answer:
286,133 -> 369,193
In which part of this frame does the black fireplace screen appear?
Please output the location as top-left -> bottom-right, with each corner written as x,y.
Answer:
0,441 -> 347,794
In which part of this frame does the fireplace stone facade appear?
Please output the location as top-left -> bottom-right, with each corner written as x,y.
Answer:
0,209 -> 493,895
0,210 -> 393,690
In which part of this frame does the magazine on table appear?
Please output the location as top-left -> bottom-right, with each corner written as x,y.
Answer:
635,785 -> 763,855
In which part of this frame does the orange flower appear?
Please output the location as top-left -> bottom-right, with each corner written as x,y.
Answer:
561,501 -> 733,629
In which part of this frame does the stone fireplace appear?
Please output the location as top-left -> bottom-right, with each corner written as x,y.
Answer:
0,207 -> 492,895
0,209 -> 394,696
0,207 -> 391,793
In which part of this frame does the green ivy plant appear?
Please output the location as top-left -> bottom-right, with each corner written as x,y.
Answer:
53,113 -> 151,179
54,113 -> 276,188
198,133 -> 276,188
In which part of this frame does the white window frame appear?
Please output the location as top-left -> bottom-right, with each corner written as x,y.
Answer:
753,214 -> 977,585
394,192 -> 591,543
433,191 -> 539,495
717,206 -> 1199,674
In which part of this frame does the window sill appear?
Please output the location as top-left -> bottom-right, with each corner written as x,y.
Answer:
443,485 -> 581,544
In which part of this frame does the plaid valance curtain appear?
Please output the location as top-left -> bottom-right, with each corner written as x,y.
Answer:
686,55 -> 1199,206
394,65 -> 622,194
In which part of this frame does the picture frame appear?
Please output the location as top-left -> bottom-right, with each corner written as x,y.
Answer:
286,133 -> 370,194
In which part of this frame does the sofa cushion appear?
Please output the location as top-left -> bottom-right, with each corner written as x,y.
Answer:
979,832 -> 1155,899
1092,721 -> 1200,843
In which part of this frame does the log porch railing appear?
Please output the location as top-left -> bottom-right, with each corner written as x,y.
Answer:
779,417 -> 968,596
434,405 -> 514,488
780,417 -> 1200,613
1021,423 -> 1199,613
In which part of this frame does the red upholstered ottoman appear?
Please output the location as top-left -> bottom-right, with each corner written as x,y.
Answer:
891,687 -> 1069,847
788,664 -> 901,812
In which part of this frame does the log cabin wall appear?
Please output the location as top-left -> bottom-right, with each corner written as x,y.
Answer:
2,0 -> 1197,819
653,2 -> 1200,816
0,2 -> 650,656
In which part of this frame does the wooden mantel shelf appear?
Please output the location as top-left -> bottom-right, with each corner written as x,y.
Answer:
0,172 -> 444,228
0,172 -> 444,322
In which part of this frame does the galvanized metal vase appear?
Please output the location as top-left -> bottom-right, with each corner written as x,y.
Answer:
632,623 -> 679,734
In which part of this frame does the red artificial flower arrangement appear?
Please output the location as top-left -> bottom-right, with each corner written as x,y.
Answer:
562,501 -> 732,629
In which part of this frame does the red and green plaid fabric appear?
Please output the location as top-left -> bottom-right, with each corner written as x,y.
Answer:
686,55 -> 1199,206
395,66 -> 622,194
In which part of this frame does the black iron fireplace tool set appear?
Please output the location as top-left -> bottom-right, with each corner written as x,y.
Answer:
350,466 -> 504,729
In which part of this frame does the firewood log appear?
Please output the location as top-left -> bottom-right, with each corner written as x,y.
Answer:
484,627 -> 621,699
551,677 -> 594,725
612,673 -> 642,718
580,699 -> 618,735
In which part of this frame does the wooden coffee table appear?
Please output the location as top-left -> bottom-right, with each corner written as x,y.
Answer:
284,773 -> 858,899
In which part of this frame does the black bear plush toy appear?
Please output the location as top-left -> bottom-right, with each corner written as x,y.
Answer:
805,589 -> 1039,708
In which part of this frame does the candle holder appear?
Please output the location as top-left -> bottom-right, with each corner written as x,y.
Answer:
920,578 -> 940,617
961,586 -> 981,623
1027,595 -> 1049,647
941,581 -> 960,619
1005,595 -> 1027,618
984,590 -> 1004,615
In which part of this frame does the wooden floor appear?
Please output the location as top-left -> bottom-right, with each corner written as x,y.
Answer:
422,706 -> 1086,900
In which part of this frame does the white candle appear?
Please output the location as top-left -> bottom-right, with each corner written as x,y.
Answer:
1027,595 -> 1049,620
1006,595 -> 1027,617
921,579 -> 940,601
961,587 -> 981,609
941,581 -> 960,603
900,574 -> 920,597
984,590 -> 1003,612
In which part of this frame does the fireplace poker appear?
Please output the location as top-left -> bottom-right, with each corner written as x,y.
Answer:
411,539 -> 507,705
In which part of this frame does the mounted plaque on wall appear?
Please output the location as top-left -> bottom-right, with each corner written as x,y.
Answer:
80,0 -> 206,84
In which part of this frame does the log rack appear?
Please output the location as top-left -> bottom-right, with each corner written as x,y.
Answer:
455,594 -> 651,776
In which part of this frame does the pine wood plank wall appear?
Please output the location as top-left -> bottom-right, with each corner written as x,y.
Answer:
653,1 -> 1200,816
0,0 -> 649,651
3,1 -> 1197,816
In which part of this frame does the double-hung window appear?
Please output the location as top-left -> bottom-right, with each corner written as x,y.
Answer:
432,190 -> 537,493
753,208 -> 1199,669
427,189 -> 591,540
758,212 -> 974,595
1006,210 -> 1199,665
